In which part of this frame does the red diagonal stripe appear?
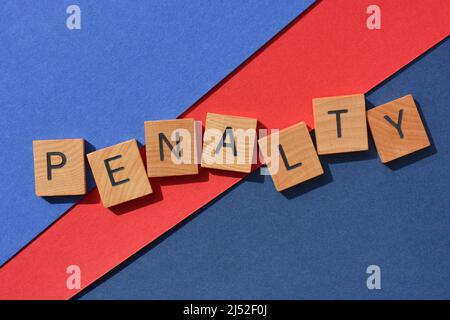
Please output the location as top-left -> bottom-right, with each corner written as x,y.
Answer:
1,0 -> 448,299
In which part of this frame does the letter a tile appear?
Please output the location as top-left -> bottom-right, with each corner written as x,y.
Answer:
258,122 -> 323,192
87,139 -> 152,208
201,113 -> 257,173
313,94 -> 368,154
367,94 -> 430,163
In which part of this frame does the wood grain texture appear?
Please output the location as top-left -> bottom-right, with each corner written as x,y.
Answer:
367,94 -> 430,163
313,94 -> 368,154
33,139 -> 86,196
258,122 -> 323,192
87,139 -> 152,208
145,119 -> 199,177
201,113 -> 257,173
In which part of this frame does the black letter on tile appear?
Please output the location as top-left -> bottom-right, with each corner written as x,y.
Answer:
328,109 -> 348,138
216,127 -> 237,157
384,109 -> 404,139
279,144 -> 302,171
104,155 -> 130,187
46,152 -> 67,180
158,132 -> 181,161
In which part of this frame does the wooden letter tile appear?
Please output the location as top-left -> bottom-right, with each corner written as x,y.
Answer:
201,113 -> 257,173
367,94 -> 430,163
313,94 -> 368,154
87,139 -> 152,208
145,119 -> 199,177
258,122 -> 323,192
33,139 -> 86,196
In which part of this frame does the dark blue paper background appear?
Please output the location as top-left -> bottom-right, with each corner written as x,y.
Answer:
0,0 -> 314,265
79,38 -> 450,299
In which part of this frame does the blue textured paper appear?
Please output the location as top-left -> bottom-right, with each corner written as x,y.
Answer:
0,0 -> 314,265
79,39 -> 450,299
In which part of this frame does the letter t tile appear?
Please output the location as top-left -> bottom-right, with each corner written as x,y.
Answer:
313,94 -> 368,155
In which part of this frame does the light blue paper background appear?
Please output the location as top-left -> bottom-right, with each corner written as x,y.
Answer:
0,0 -> 315,265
